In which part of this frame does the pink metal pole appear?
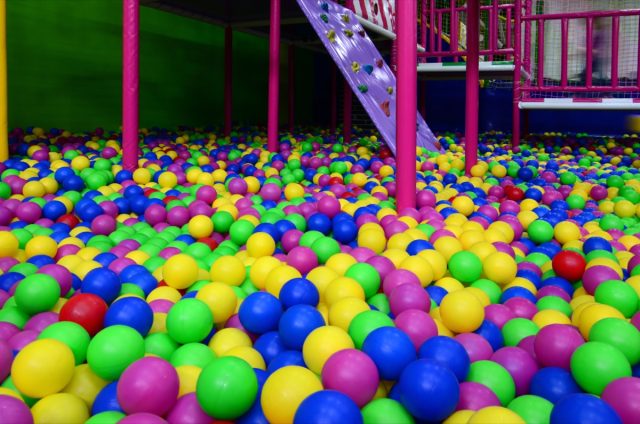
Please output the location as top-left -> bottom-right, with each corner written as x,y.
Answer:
343,78 -> 352,144
611,16 -> 619,87
122,0 -> 139,172
288,44 -> 295,133
330,67 -> 337,134
512,0 -> 522,148
224,26 -> 233,136
465,0 -> 479,174
396,0 -> 417,210
560,19 -> 568,88
267,0 -> 281,152
586,18 -> 593,87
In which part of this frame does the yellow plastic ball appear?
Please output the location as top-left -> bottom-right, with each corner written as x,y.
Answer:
71,156 -> 90,171
261,366 -> 323,424
444,410 -> 475,424
452,196 -> 475,216
133,168 -> 152,184
176,365 -> 201,397
418,250 -> 448,280
0,231 -> 19,257
400,256 -> 434,287
210,256 -> 247,286
433,236 -> 463,261
31,393 -> 89,424
62,364 -> 108,408
208,328 -> 252,357
163,254 -> 199,290
196,282 -> 238,325
25,235 -> 58,258
483,252 -> 517,285
248,256 -> 281,290
532,309 -> 572,328
439,290 -> 485,333
554,221 -> 582,245
302,326 -> 355,374
188,216 -> 213,239
246,233 -> 276,258
11,339 -> 75,398
307,266 -> 339,300
325,253 -> 357,276
284,183 -> 305,200
158,172 -> 178,188
328,297 -> 370,332
468,406 -> 525,424
223,346 -> 266,370
324,277 -> 365,306
358,229 -> 387,254
264,265 -> 301,297
578,303 -> 625,339
23,181 -> 46,197
147,286 -> 181,304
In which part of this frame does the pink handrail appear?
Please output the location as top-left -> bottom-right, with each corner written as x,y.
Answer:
611,16 -> 620,88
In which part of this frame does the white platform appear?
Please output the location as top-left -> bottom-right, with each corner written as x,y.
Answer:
519,98 -> 640,110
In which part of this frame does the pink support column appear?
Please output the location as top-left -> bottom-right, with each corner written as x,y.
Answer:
512,0 -> 522,148
122,0 -> 139,172
330,67 -> 337,134
288,44 -> 295,133
390,39 -> 398,74
396,0 -> 417,210
267,0 -> 281,152
464,0 -> 480,174
224,26 -> 233,136
343,78 -> 352,144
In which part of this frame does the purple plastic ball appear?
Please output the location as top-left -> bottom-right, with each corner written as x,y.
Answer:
117,357 -> 179,416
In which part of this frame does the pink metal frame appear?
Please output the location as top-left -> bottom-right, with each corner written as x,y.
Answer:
122,0 -> 139,172
267,0 -> 281,152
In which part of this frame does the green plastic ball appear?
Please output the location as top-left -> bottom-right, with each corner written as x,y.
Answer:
448,251 -> 483,284
345,263 -> 381,299
502,318 -> 539,346
527,220 -> 554,244
38,321 -> 91,365
594,281 -> 639,318
170,343 -> 217,368
14,274 -> 60,315
361,398 -> 415,424
144,333 -> 180,360
310,237 -> 341,264
87,325 -> 145,380
467,360 -> 516,405
166,298 -> 213,344
348,310 -> 395,349
570,341 -> 631,395
508,395 -> 553,424
588,318 -> 640,365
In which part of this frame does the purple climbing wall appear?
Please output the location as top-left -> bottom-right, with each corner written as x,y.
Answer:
297,0 -> 443,154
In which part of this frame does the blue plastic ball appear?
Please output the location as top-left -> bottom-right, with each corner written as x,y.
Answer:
238,292 -> 283,335
278,304 -> 325,350
279,278 -> 320,308
82,268 -> 122,304
307,213 -> 332,235
104,296 -> 153,336
254,331 -> 286,365
332,219 -> 357,244
294,390 -> 363,424
266,350 -> 305,374
362,327 -> 417,380
396,359 -> 460,422
529,367 -> 582,404
474,320 -> 504,351
550,394 -> 622,424
583,237 -> 612,254
91,381 -> 123,415
418,336 -> 470,381
406,239 -> 434,255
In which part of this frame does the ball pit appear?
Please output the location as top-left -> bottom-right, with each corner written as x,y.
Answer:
0,127 -> 639,422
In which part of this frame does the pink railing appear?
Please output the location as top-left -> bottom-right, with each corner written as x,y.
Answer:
418,0 -> 518,62
520,7 -> 640,97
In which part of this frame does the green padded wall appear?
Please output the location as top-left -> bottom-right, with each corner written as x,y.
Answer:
7,0 -> 314,131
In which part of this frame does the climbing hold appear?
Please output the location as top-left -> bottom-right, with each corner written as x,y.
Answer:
358,85 -> 368,93
380,100 -> 390,117
376,59 -> 384,68
358,29 -> 366,37
341,14 -> 350,23
320,14 -> 329,23
344,29 -> 354,38
351,62 -> 361,73
387,87 -> 394,95
363,65 -> 374,75
327,30 -> 336,43
321,2 -> 329,12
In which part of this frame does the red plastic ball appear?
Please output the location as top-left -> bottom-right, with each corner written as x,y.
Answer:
59,293 -> 108,336
506,187 -> 524,201
552,250 -> 586,282
57,214 -> 79,228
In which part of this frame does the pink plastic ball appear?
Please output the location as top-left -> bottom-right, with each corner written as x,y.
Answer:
533,324 -> 584,369
15,202 -> 42,223
601,377 -> 640,424
117,357 -> 179,416
455,333 -> 494,362
24,312 -> 57,333
119,413 -> 167,424
382,269 -> 420,297
504,297 -> 538,319
317,196 -> 340,218
167,206 -> 190,227
91,214 -> 117,235
144,204 -> 167,226
456,382 -> 501,411
0,395 -> 33,424
582,265 -> 620,295
366,256 -> 396,282
394,309 -> 438,349
286,246 -> 318,275
321,349 -> 379,407
389,283 -> 431,316
165,393 -> 211,424
491,346 -> 538,395
38,264 -> 72,296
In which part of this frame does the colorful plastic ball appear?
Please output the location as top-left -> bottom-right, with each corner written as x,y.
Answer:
594,281 -> 639,319
188,216 -> 213,239
86,325 -> 145,381
311,237 -> 341,264
208,328 -> 252,357
165,392 -> 211,424
389,283 -> 430,316
247,232 -> 277,258
321,349 -> 379,407
119,412 -> 168,424
601,377 -> 640,424
166,298 -> 213,344
507,395 -> 553,424
491,347 -> 538,396
162,254 -> 199,290
467,406 -> 525,424
396,359 -> 460,422
0,231 -> 19,257
91,381 -> 122,415
467,360 -> 516,406
239,291 -> 283,334
170,343 -> 216,368
417,335 -> 470,381
303,325 -> 354,374
86,411 -> 126,424
91,215 -> 117,236
457,381 -> 501,411
294,390 -> 363,424
59,293 -> 108,336
82,268 -> 121,304
571,341 -> 631,395
104,296 -> 153,336
534,324 -> 584,369
550,394 -> 622,424
348,310 -> 395,349
279,278 -> 319,308
448,251 -> 483,284
440,290 -> 485,333
361,398 -> 414,424
195,282 -> 237,325
362,326 -> 417,380
502,318 -> 539,347
24,235 -> 57,258
261,366 -> 323,424
14,274 -> 60,315
552,250 -> 586,283
483,252 -> 517,285
210,256 -> 246,286
31,393 -> 89,424
527,220 -> 554,244
38,321 -> 91,365
278,304 -> 325,350
589,318 -> 640,365
117,357 -> 179,416
11,339 -> 75,398
529,367 -> 581,404
0,394 -> 33,424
